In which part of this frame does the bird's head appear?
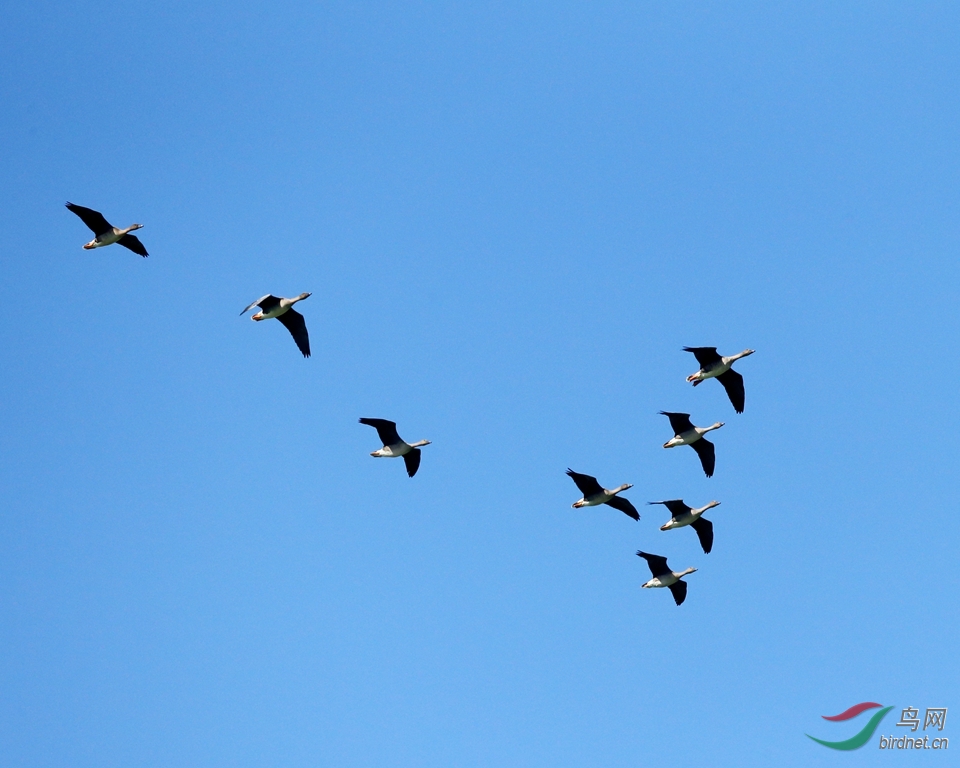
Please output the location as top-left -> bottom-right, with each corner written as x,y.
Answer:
298,292 -> 312,300
131,223 -> 143,230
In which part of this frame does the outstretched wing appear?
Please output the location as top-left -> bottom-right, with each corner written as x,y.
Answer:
668,580 -> 688,606
565,469 -> 603,497
635,551 -> 671,578
683,346 -> 721,367
604,495 -> 639,521
403,448 -> 422,478
276,308 -> 310,358
690,438 -> 716,478
648,499 -> 690,517
118,233 -> 148,257
65,202 -> 113,236
660,411 -> 694,435
716,369 -> 745,413
240,295 -> 277,315
690,517 -> 714,554
359,418 -> 402,447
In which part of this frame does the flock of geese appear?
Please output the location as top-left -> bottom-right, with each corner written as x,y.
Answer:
66,203 -> 755,607
567,346 -> 754,605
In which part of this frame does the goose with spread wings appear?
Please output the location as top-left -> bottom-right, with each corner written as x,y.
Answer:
65,202 -> 148,257
636,551 -> 697,606
650,499 -> 721,554
683,346 -> 754,413
240,293 -> 312,357
565,469 -> 639,521
359,418 -> 431,477
660,411 -> 724,478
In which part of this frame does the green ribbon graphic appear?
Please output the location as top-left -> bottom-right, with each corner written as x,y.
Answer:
806,706 -> 894,751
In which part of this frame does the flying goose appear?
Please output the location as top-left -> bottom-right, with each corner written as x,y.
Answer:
636,551 -> 697,606
650,499 -> 721,554
359,418 -> 431,477
565,469 -> 639,521
660,411 -> 723,478
65,202 -> 148,257
240,293 -> 312,357
683,347 -> 755,413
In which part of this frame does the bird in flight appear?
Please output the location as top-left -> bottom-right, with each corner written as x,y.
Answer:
565,469 -> 639,521
636,551 -> 697,606
240,293 -> 312,357
660,411 -> 724,478
65,202 -> 148,257
650,499 -> 721,554
683,346 -> 755,413
359,418 -> 431,477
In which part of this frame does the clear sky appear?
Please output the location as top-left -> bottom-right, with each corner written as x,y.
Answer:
1,2 -> 958,766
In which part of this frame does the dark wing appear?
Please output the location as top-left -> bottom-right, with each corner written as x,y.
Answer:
359,418 -> 402,446
403,448 -> 422,478
690,438 -> 716,478
716,369 -> 745,414
118,233 -> 148,257
660,411 -> 694,435
276,308 -> 310,358
668,580 -> 688,606
648,499 -> 690,517
690,517 -> 714,554
635,551 -> 671,578
604,496 -> 639,521
258,295 -> 282,311
565,469 -> 603,497
65,202 -> 113,236
683,346 -> 721,367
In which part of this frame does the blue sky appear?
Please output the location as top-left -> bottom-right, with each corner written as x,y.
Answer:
1,2 -> 958,765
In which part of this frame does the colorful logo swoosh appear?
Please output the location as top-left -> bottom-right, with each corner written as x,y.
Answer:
807,703 -> 893,751
822,702 -> 884,721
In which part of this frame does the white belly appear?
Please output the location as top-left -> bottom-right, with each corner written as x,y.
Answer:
261,305 -> 289,320
702,361 -> 731,378
663,513 -> 693,529
583,493 -> 612,506
378,442 -> 411,457
95,230 -> 123,246
645,574 -> 678,588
